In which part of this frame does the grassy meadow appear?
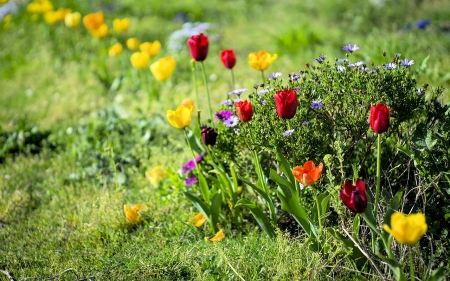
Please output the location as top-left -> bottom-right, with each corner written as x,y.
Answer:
1,0 -> 450,280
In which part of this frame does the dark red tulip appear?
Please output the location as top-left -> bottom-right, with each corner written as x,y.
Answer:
201,126 -> 218,146
274,89 -> 298,119
220,49 -> 236,69
340,179 -> 368,214
235,100 -> 253,122
370,103 -> 390,134
187,33 -> 209,61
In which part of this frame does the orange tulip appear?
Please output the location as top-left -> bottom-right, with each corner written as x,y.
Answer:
83,11 -> 104,31
292,160 -> 323,186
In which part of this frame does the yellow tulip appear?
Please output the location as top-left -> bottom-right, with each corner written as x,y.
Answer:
126,37 -> 140,51
65,12 -> 81,28
140,40 -> 161,56
383,212 -> 427,245
3,15 -> 11,30
190,212 -> 207,227
108,43 -> 123,57
130,52 -> 150,69
90,23 -> 108,38
39,0 -> 53,13
209,229 -> 225,242
55,8 -> 71,21
248,50 -> 278,71
83,11 -> 104,31
113,17 -> 129,32
150,56 -> 176,82
43,11 -> 59,25
145,166 -> 167,186
123,203 -> 144,224
181,98 -> 194,112
0,0 -> 8,4
167,105 -> 192,129
26,3 -> 40,14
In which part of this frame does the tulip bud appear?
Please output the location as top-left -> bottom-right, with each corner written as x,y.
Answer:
340,179 -> 368,214
235,100 -> 253,122
201,127 -> 218,146
220,49 -> 236,69
187,33 -> 209,61
370,103 -> 390,134
274,89 -> 298,119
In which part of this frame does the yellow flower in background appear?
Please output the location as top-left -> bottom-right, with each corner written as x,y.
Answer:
55,8 -> 71,21
43,11 -> 59,25
90,23 -> 108,38
113,17 -> 129,32
0,0 -> 9,4
130,52 -> 150,69
26,0 -> 53,14
126,37 -> 140,51
209,229 -> 225,242
39,0 -> 53,13
145,166 -> 167,186
140,40 -> 161,56
108,43 -> 123,57
181,98 -> 194,112
383,212 -> 427,245
248,50 -> 278,71
190,212 -> 207,227
123,203 -> 144,224
83,11 -> 104,31
167,105 -> 192,129
64,12 -> 81,28
3,14 -> 11,30
150,56 -> 176,82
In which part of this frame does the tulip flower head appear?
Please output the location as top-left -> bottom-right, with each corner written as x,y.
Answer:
108,43 -> 123,57
123,203 -> 144,224
201,126 -> 218,146
90,23 -> 108,38
65,12 -> 81,28
209,229 -> 225,242
130,52 -> 150,69
370,103 -> 390,134
340,179 -> 368,213
274,89 -> 298,119
181,98 -> 194,111
248,50 -> 278,71
150,56 -> 176,82
235,100 -> 253,122
292,160 -> 323,186
220,49 -> 236,69
167,105 -> 192,129
145,166 -> 167,186
113,17 -> 129,32
383,212 -> 427,245
83,11 -> 104,31
190,212 -> 207,227
140,40 -> 162,57
126,37 -> 140,51
187,33 -> 209,61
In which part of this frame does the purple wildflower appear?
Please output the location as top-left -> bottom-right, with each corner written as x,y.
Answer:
343,44 -> 360,53
215,110 -> 233,122
349,61 -> 364,68
224,116 -> 239,127
310,100 -> 323,109
294,87 -> 301,94
383,63 -> 397,70
221,99 -> 233,106
313,54 -> 327,64
185,176 -> 197,186
302,121 -> 309,126
261,100 -> 267,106
181,159 -> 196,174
195,154 -> 203,163
416,19 -> 430,29
290,73 -> 301,81
268,72 -> 282,80
337,65 -> 346,72
400,59 -> 414,67
283,129 -> 294,137
228,88 -> 247,96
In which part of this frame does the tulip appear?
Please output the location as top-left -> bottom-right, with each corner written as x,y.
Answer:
235,100 -> 253,122
145,166 -> 167,186
182,98 -> 194,112
248,50 -> 277,71
65,12 -> 81,28
140,40 -> 161,56
190,212 -> 207,227
187,33 -> 209,61
90,23 -> 108,38
150,56 -> 176,82
340,179 -> 368,214
43,11 -> 59,25
370,103 -> 390,134
113,17 -> 129,32
130,52 -> 150,69
55,8 -> 72,21
292,160 -> 323,186
220,49 -> 236,69
167,105 -> 192,129
209,229 -> 225,242
383,212 -> 427,245
108,43 -> 123,57
274,89 -> 298,119
123,203 -> 144,224
126,37 -> 140,51
201,126 -> 218,146
83,11 -> 104,31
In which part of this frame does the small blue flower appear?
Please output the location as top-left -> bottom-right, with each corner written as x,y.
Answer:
283,129 -> 294,137
261,100 -> 267,106
310,100 -> 323,109
336,58 -> 347,65
294,87 -> 301,94
228,88 -> 247,96
400,59 -> 414,67
268,72 -> 282,80
343,44 -> 360,53
416,19 -> 431,30
349,61 -> 364,68
221,99 -> 233,106
290,73 -> 301,81
383,63 -> 397,70
313,54 -> 327,64
337,65 -> 346,72
224,116 -> 239,127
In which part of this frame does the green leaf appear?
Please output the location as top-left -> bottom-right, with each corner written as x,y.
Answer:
427,266 -> 445,281
275,146 -> 295,185
327,228 -> 368,271
425,131 -> 437,150
378,255 -> 406,281
420,55 -> 430,71
384,190 -> 403,225
270,169 -> 294,191
184,191 -> 210,219
352,215 -> 360,241
197,172 -> 210,202
319,193 -> 331,222
238,175 -> 276,224
236,198 -> 276,239
210,193 -> 222,232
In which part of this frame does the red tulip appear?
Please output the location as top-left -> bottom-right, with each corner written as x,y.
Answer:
274,89 -> 298,119
340,179 -> 368,214
220,49 -> 236,69
187,33 -> 209,61
235,100 -> 253,122
370,103 -> 390,134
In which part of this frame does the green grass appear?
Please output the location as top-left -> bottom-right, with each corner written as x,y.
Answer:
1,0 -> 450,279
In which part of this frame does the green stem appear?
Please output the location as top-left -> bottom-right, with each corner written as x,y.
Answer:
201,62 -> 213,123
261,70 -> 265,84
313,188 -> 322,233
409,246 -> 415,280
191,60 -> 199,111
184,128 -> 199,171
230,69 -> 235,93
374,133 -> 381,219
